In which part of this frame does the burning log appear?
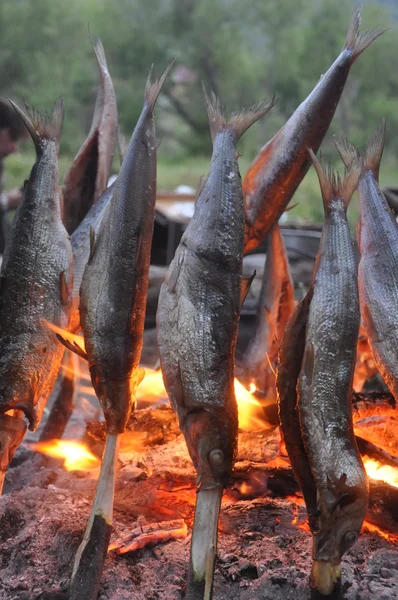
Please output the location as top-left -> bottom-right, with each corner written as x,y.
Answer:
109,518 -> 188,554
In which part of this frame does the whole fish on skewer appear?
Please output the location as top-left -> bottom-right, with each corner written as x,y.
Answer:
0,99 -> 72,491
335,123 -> 398,401
297,151 -> 367,597
243,6 -> 384,254
62,37 -> 117,234
59,64 -> 172,600
40,182 -> 115,442
157,89 -> 274,600
240,223 -> 294,423
276,287 -> 318,530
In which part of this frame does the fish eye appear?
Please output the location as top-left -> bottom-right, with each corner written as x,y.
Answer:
209,448 -> 224,466
344,531 -> 358,547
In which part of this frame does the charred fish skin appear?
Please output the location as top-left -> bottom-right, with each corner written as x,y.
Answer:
80,65 -> 172,435
0,99 -> 73,431
157,90 -> 275,492
276,287 -> 318,529
243,6 -> 385,254
241,223 -> 294,402
336,123 -> 398,400
62,37 -> 117,234
298,152 -> 368,594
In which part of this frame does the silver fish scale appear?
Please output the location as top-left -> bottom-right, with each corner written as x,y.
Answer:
158,129 -> 243,414
0,140 -> 72,429
299,202 -> 365,498
358,173 -> 398,397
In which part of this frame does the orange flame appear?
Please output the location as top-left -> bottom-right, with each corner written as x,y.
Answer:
32,440 -> 100,471
363,458 -> 398,488
362,521 -> 398,542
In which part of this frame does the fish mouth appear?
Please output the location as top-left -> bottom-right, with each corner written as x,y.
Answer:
310,560 -> 341,597
186,487 -> 222,599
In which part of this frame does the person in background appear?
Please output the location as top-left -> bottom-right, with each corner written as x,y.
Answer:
0,97 -> 28,253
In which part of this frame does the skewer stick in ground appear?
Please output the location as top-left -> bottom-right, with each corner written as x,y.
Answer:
68,433 -> 118,600
186,488 -> 222,600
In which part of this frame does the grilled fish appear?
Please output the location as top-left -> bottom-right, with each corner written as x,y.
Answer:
62,37 -> 117,234
79,65 -> 171,434
243,7 -> 384,253
0,99 -> 73,431
336,122 -> 398,401
276,287 -> 318,529
241,223 -> 294,410
297,151 -> 367,596
157,89 -> 274,599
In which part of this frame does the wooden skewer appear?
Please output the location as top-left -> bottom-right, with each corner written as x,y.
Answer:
185,487 -> 222,600
68,432 -> 119,600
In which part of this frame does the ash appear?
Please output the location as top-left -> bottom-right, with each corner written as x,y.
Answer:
0,402 -> 397,599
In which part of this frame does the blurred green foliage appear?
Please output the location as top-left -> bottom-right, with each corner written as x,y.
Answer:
0,0 -> 397,224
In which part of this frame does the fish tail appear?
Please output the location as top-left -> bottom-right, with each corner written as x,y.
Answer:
144,60 -> 175,114
362,120 -> 386,180
8,97 -> 64,154
344,4 -> 386,63
308,148 -> 361,213
91,35 -> 109,73
333,136 -> 359,169
202,85 -> 276,143
335,120 -> 386,180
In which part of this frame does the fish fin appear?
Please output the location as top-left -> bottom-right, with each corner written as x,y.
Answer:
145,60 -> 175,114
174,361 -> 186,411
118,129 -> 128,165
202,84 -> 276,143
333,136 -> 359,169
303,341 -> 314,387
355,216 -> 362,251
284,202 -> 299,213
265,352 -> 277,377
362,120 -> 386,181
308,148 -> 361,213
11,97 -> 64,155
335,121 -> 386,182
240,271 -> 256,307
344,5 -> 386,63
264,305 -> 272,325
167,251 -> 185,293
195,175 -> 207,202
362,302 -> 379,343
89,226 -> 96,262
91,35 -> 109,75
60,272 -> 70,306
56,333 -> 88,361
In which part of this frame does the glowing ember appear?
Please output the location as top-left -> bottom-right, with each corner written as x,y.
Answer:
362,521 -> 398,542
32,440 -> 100,471
363,458 -> 398,488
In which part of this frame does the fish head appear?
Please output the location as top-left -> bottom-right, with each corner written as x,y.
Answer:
90,364 -> 145,434
183,407 -> 237,490
0,414 -> 27,472
311,480 -> 368,595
